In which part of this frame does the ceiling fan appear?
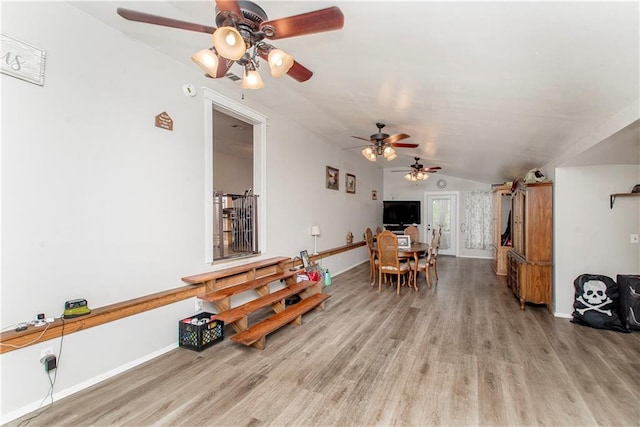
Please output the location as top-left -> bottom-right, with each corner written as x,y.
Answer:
116,1 -> 344,88
392,157 -> 442,181
353,123 -> 419,161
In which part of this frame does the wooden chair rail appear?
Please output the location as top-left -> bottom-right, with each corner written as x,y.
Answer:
0,242 -> 366,354
0,284 -> 203,354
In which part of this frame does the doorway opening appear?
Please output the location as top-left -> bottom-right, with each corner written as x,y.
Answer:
204,88 -> 267,263
424,192 -> 459,256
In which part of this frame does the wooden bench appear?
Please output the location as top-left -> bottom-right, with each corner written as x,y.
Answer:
231,293 -> 331,349
198,270 -> 300,309
181,256 -> 329,349
214,279 -> 319,331
182,256 -> 292,290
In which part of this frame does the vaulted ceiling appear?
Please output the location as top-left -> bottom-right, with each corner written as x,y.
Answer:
72,1 -> 640,184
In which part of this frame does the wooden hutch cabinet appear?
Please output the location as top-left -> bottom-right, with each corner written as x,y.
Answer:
492,185 -> 512,275
506,181 -> 553,312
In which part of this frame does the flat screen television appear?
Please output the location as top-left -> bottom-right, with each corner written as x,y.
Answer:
383,200 -> 421,225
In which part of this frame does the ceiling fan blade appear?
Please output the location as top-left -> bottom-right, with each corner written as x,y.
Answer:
352,136 -> 373,143
215,0 -> 243,19
390,142 -> 419,148
260,7 -> 344,40
423,166 -> 442,171
384,133 -> 411,144
286,60 -> 313,82
203,57 -> 233,79
117,8 -> 216,34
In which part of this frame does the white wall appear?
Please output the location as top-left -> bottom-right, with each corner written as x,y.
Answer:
554,165 -> 640,317
0,2 -> 377,421
383,169 -> 495,258
213,151 -> 253,195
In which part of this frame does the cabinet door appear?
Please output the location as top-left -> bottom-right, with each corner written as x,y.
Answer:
512,190 -> 526,255
523,185 -> 553,262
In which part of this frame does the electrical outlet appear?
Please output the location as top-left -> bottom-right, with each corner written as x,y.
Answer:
631,234 -> 639,244
40,347 -> 53,359
194,299 -> 203,312
42,355 -> 56,372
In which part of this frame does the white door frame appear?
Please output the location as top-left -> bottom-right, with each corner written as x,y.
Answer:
203,88 -> 267,264
424,191 -> 460,257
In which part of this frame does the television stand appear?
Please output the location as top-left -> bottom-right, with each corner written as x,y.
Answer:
384,224 -> 406,235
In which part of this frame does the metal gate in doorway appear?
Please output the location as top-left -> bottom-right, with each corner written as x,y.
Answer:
213,191 -> 259,260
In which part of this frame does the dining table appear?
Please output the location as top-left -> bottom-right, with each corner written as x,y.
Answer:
399,242 -> 429,290
373,241 -> 429,290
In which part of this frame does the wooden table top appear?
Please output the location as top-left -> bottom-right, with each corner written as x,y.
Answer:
372,242 -> 429,255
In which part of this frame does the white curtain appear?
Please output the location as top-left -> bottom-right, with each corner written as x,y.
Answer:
464,191 -> 493,249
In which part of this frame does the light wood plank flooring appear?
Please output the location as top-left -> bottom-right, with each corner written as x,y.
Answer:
9,257 -> 640,426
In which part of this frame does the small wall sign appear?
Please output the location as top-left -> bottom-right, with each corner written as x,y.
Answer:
155,111 -> 174,131
1,33 -> 46,86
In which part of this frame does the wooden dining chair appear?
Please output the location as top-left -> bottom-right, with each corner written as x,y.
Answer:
410,227 -> 441,288
377,230 -> 412,295
403,225 -> 419,243
364,227 -> 379,286
430,227 -> 443,283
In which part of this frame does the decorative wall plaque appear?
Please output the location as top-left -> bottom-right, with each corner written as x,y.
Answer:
155,111 -> 173,131
1,33 -> 46,86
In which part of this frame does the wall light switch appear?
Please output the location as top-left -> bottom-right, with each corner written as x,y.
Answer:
631,234 -> 639,244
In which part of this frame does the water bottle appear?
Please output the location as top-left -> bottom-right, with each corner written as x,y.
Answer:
324,269 -> 331,286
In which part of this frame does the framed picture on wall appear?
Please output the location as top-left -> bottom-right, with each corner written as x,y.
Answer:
300,250 -> 312,268
326,166 -> 339,190
346,173 -> 356,194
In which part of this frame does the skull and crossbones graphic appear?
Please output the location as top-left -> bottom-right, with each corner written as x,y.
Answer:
576,280 -> 612,315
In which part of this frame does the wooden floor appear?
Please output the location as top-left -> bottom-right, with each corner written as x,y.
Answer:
10,257 -> 640,426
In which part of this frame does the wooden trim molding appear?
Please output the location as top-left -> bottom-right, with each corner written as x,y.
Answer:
0,241 -> 366,354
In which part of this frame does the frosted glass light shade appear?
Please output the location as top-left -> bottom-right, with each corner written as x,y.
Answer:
191,49 -> 219,77
362,147 -> 376,161
241,69 -> 264,89
212,26 -> 246,60
268,49 -> 294,77
383,146 -> 396,160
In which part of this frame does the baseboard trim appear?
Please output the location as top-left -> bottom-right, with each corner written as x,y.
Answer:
1,343 -> 177,424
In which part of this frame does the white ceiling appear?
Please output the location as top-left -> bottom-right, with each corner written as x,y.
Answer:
72,1 -> 640,184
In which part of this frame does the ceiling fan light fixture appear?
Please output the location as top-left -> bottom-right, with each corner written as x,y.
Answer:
268,48 -> 294,77
212,26 -> 246,60
241,67 -> 265,89
362,147 -> 377,161
191,48 -> 219,77
403,170 -> 430,181
383,146 -> 397,160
